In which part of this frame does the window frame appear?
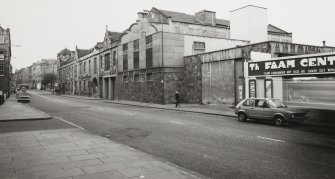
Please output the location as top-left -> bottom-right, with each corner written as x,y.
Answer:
0,65 -> 4,76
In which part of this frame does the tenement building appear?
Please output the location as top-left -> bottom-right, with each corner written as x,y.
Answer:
0,26 -> 11,104
57,30 -> 121,98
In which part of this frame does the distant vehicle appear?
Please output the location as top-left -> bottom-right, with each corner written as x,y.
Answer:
17,91 -> 30,103
235,98 -> 310,126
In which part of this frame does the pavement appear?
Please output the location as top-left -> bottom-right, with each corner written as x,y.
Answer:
0,93 -> 206,179
0,97 -> 52,121
60,95 -> 236,117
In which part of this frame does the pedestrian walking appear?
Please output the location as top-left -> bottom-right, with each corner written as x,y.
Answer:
175,91 -> 180,108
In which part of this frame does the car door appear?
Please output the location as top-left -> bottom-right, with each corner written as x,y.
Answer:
244,99 -> 257,118
253,100 -> 273,120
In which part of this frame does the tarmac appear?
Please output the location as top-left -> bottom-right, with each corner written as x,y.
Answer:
61,95 -> 236,118
0,96 -> 206,179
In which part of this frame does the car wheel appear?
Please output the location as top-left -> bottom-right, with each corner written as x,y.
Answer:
274,116 -> 285,127
238,112 -> 247,122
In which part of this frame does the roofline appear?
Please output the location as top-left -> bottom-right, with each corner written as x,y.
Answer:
263,52 -> 335,62
184,41 -> 335,58
268,24 -> 290,34
230,5 -> 267,12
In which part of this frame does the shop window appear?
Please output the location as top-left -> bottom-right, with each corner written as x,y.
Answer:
193,41 -> 205,54
264,79 -> 273,98
249,80 -> 256,98
0,65 -> 4,76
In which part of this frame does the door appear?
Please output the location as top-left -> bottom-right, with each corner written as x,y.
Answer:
252,99 -> 273,120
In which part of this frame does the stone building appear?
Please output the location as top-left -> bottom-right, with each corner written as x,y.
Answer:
117,7 -> 251,104
57,48 -> 75,94
0,26 -> 11,104
57,30 -> 122,97
31,59 -> 57,90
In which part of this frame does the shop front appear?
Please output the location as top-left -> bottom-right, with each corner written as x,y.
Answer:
245,52 -> 335,107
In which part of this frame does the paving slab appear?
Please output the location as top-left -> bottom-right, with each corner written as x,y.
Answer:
0,98 -> 51,121
0,128 -> 206,179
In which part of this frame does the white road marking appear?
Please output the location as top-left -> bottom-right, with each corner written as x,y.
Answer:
169,121 -> 185,125
257,136 -> 286,143
54,116 -> 85,130
124,112 -> 134,116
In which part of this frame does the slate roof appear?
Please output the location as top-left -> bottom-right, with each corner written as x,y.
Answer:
76,48 -> 93,59
154,8 -> 290,34
107,31 -> 122,42
156,8 -> 230,27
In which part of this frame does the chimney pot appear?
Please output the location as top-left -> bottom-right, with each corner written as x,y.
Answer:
322,41 -> 326,46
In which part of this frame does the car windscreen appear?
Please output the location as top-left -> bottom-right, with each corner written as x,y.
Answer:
268,99 -> 286,108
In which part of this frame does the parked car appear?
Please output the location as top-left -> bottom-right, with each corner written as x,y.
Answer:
17,92 -> 30,103
235,98 -> 310,126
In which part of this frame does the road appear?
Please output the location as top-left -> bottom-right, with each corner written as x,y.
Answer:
25,91 -> 335,179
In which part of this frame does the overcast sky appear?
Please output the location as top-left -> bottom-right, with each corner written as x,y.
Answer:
1,0 -> 335,70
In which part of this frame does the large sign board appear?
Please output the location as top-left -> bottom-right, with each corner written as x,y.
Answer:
248,54 -> 335,76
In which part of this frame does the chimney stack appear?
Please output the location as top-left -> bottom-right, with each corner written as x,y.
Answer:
322,41 -> 326,47
195,10 -> 216,26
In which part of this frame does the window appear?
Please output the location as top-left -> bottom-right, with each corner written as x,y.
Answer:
99,55 -> 103,70
146,73 -> 153,81
123,44 -> 128,71
123,75 -> 128,83
112,51 -> 116,66
83,62 -> 86,73
0,51 -> 4,60
193,41 -> 205,54
146,35 -> 153,68
104,53 -> 110,71
0,35 -> 4,44
265,79 -> 273,98
242,99 -> 255,106
133,40 -> 139,69
133,39 -> 139,51
134,74 -> 140,82
93,58 -> 97,74
249,80 -> 256,98
88,60 -> 91,74
255,100 -> 267,108
146,35 -> 152,48
74,65 -> 77,77
0,65 -> 4,76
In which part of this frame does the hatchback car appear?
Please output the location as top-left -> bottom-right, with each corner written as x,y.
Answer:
235,98 -> 310,126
